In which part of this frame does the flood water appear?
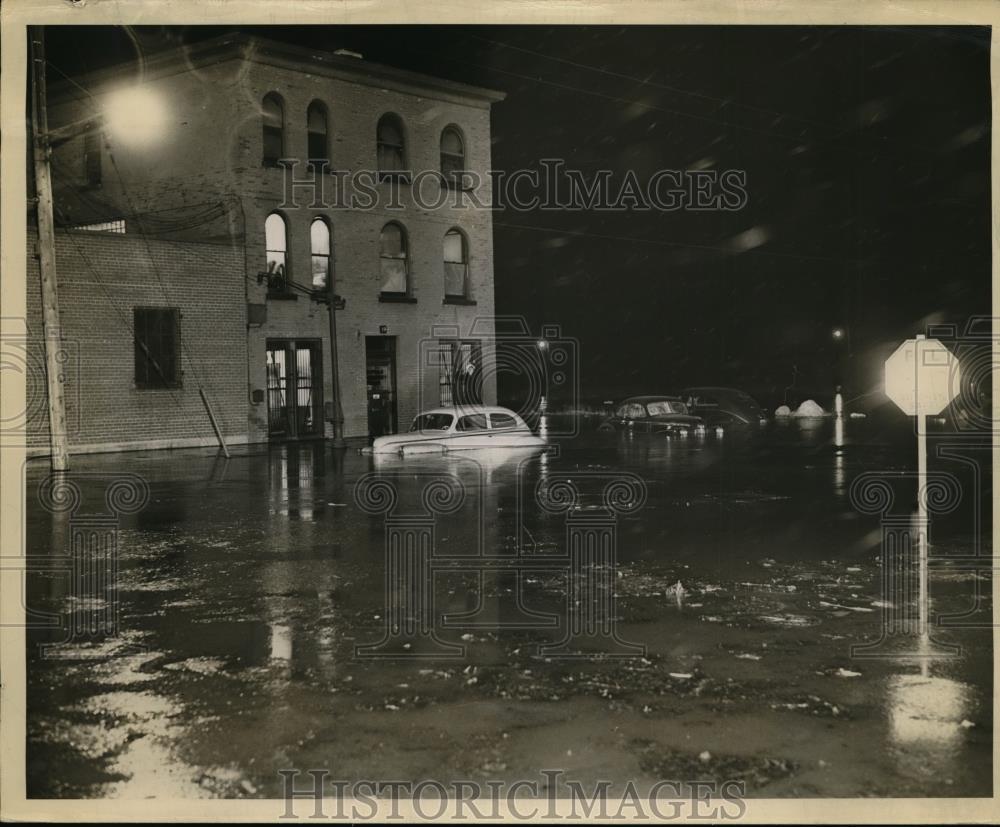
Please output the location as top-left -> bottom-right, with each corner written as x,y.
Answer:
24,416 -> 992,799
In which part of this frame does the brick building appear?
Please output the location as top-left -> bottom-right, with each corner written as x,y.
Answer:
33,33 -> 505,453
25,231 -> 248,454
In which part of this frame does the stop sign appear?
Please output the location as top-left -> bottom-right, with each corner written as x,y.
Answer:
884,337 -> 960,416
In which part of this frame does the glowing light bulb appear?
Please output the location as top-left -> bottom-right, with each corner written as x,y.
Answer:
103,86 -> 168,147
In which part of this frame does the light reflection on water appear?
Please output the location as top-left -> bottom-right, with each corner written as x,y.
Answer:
538,414 -> 549,440
271,446 -> 318,521
74,687 -> 210,797
833,417 -> 846,496
269,623 -> 293,661
889,672 -> 970,748
884,629 -> 979,783
25,417 -> 990,797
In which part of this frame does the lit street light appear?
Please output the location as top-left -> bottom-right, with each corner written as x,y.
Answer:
30,28 -> 170,470
831,326 -> 850,393
102,85 -> 169,147
536,339 -> 549,411
44,85 -> 168,151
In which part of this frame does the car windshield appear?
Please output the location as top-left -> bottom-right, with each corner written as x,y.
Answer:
410,413 -> 453,432
646,400 -> 687,416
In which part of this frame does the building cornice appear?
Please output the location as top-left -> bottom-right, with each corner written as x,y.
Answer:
49,32 -> 507,110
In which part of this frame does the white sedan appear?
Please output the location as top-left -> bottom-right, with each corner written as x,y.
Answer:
368,406 -> 546,455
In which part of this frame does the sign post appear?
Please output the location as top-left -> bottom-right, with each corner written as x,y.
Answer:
884,334 -> 960,639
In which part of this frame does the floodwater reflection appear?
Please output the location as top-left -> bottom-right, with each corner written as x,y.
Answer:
889,671 -> 971,747
23,419 -> 992,798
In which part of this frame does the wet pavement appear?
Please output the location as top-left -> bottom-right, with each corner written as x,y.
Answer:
25,416 -> 992,799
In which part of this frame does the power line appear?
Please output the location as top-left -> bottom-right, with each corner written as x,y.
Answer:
466,33 -> 838,133
42,51 -> 864,276
410,48 -> 813,145
48,214 -> 187,409
412,36 -> 943,155
44,56 -> 222,394
102,142 -> 220,394
48,156 -> 235,233
492,218 -> 857,266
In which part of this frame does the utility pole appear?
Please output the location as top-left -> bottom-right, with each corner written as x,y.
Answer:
29,26 -> 70,471
327,270 -> 347,448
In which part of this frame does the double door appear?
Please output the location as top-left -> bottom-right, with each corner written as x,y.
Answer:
266,340 -> 323,439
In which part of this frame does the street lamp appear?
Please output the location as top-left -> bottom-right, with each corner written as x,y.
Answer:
831,326 -> 850,397
43,85 -> 168,151
102,86 -> 169,147
536,339 -> 549,412
29,27 -> 168,470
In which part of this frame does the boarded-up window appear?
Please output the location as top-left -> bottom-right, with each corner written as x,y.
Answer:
262,93 -> 284,166
377,114 -> 405,176
379,223 -> 408,294
134,308 -> 180,388
307,101 -> 329,166
311,218 -> 331,290
443,229 -> 468,297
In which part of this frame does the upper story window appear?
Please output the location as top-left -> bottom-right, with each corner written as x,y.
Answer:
376,114 -> 406,179
262,93 -> 285,167
310,217 -> 331,290
379,222 -> 408,295
307,101 -> 329,167
265,212 -> 288,292
443,229 -> 469,298
83,131 -> 102,187
440,126 -> 465,185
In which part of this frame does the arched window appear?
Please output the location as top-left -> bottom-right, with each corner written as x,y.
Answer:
443,229 -> 468,298
307,101 -> 329,167
310,218 -> 331,290
379,223 -> 408,295
262,93 -> 284,166
376,114 -> 406,178
440,126 -> 465,184
265,212 -> 288,292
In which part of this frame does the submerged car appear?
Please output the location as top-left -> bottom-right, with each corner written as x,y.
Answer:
597,395 -> 704,435
369,406 -> 546,455
682,387 -> 767,426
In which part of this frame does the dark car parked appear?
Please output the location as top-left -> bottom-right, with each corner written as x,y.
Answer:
682,387 -> 767,426
598,395 -> 704,435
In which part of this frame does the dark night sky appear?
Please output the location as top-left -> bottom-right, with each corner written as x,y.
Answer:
45,25 -> 992,405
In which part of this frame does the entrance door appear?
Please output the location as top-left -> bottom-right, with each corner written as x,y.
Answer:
266,340 -> 323,439
365,336 -> 397,438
